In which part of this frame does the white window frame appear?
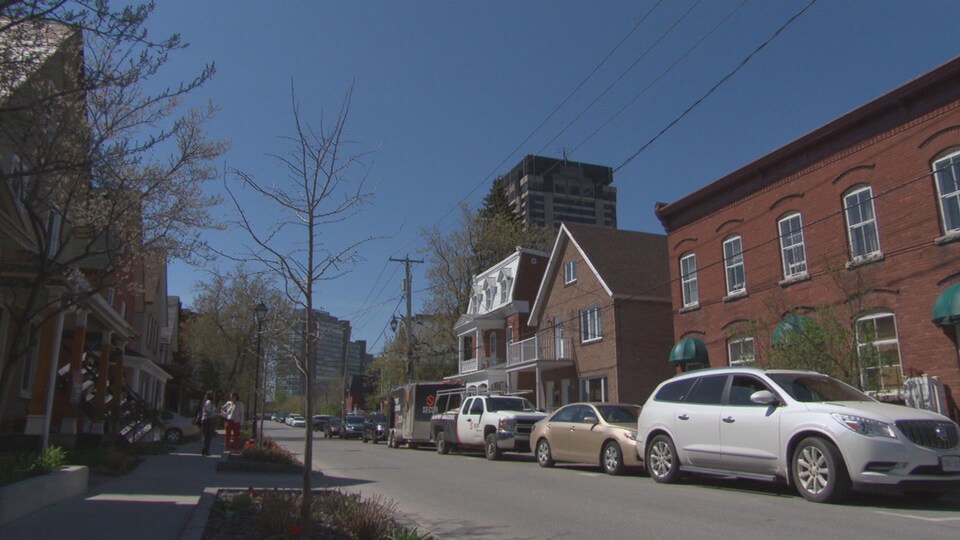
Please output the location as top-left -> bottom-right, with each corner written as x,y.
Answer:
564,260 -> 577,284
680,253 -> 698,308
843,186 -> 881,260
727,336 -> 755,366
855,312 -> 903,395
580,377 -> 607,402
933,150 -> 960,234
778,213 -> 807,278
580,306 -> 602,343
723,236 -> 746,295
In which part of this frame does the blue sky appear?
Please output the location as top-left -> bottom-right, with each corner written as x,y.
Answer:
142,1 -> 960,352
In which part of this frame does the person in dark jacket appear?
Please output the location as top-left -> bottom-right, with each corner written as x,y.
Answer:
199,390 -> 217,456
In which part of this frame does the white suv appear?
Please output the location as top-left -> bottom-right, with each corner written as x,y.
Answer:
637,367 -> 960,503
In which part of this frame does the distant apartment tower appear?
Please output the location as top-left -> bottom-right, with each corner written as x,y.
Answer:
280,310 -> 369,396
496,154 -> 617,230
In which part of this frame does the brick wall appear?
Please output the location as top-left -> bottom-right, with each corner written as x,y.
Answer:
663,87 -> 960,420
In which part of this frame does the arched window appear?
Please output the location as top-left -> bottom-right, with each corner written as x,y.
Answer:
727,336 -> 755,366
843,186 -> 881,261
679,252 -> 698,307
932,149 -> 960,234
722,236 -> 746,295
855,311 -> 902,396
777,212 -> 807,279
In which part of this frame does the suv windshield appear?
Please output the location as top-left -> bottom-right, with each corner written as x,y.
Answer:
367,414 -> 386,423
486,397 -> 537,412
768,373 -> 873,403
345,415 -> 364,425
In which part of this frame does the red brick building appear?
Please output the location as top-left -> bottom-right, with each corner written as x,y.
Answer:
655,56 -> 960,421
515,224 -> 675,410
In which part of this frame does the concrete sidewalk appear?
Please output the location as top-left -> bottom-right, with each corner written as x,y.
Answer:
0,436 -> 308,540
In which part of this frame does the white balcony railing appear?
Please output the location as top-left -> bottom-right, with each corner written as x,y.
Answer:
460,358 -> 478,373
459,355 -> 505,374
507,335 -> 573,366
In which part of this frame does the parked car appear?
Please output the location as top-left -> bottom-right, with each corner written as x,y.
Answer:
275,412 -> 289,424
637,367 -> 960,503
530,402 -> 641,475
160,410 -> 200,443
313,415 -> 335,431
362,413 -> 388,443
341,415 -> 365,439
324,418 -> 343,438
286,414 -> 306,427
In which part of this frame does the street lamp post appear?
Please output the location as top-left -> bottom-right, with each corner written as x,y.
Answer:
253,302 -> 268,442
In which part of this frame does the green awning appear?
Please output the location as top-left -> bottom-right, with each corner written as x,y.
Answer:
771,314 -> 810,348
932,283 -> 960,326
669,337 -> 708,364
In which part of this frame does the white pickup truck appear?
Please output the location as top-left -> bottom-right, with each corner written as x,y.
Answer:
430,393 -> 547,460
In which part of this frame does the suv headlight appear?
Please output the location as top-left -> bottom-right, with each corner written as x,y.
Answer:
831,413 -> 897,439
499,418 -> 516,431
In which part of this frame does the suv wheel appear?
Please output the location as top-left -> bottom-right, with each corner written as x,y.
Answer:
792,437 -> 850,503
647,434 -> 680,483
484,433 -> 501,461
602,441 -> 625,475
536,439 -> 554,467
164,428 -> 182,443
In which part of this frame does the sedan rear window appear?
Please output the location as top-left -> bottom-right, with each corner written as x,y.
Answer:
597,405 -> 639,423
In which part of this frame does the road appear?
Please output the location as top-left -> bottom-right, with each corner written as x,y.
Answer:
263,422 -> 960,539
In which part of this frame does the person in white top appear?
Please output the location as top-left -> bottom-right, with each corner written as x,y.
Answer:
221,391 -> 245,452
199,390 -> 217,456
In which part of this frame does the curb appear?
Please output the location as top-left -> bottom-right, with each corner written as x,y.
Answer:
180,487 -> 217,540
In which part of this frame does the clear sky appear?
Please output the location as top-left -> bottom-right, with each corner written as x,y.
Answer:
142,0 -> 960,352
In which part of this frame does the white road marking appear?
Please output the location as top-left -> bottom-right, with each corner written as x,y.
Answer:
874,511 -> 960,522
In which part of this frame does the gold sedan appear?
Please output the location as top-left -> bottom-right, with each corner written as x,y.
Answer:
530,402 -> 641,475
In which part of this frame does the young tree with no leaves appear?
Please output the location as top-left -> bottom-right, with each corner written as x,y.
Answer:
226,86 -> 375,525
0,2 -> 225,407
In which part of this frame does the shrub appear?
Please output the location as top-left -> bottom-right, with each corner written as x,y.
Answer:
34,445 -> 67,473
67,445 -> 135,475
0,451 -> 38,487
320,490 -> 399,540
241,437 -> 296,465
256,488 -> 301,538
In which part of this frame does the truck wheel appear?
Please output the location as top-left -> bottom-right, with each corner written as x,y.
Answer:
485,433 -> 501,461
436,434 -> 450,454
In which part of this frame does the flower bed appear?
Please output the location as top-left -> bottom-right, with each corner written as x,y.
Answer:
201,488 -> 431,540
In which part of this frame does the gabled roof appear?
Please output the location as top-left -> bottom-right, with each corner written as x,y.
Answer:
529,223 -> 669,324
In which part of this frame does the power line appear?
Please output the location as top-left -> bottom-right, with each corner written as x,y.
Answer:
615,0 -> 818,172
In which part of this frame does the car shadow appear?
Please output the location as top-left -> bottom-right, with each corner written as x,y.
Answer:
685,475 -> 960,510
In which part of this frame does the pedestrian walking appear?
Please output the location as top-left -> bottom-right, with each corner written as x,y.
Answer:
200,390 -> 217,456
221,391 -> 245,452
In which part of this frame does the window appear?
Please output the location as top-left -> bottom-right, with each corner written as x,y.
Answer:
461,398 -> 473,414
727,336 -> 755,366
46,211 -> 61,258
723,236 -> 746,294
463,335 -> 474,360
933,151 -> 960,234
488,332 -> 497,359
778,213 -> 807,278
680,253 -> 698,307
855,312 -> 903,394
685,375 -> 727,405
654,378 -> 696,402
499,278 -> 511,304
843,186 -> 881,260
580,377 -> 606,401
580,306 -> 601,342
506,325 -> 513,345
470,399 -> 484,415
564,260 -> 577,284
727,376 -> 771,406
20,337 -> 39,396
483,286 -> 493,310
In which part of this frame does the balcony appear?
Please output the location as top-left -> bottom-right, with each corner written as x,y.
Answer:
458,356 -> 505,374
507,335 -> 573,367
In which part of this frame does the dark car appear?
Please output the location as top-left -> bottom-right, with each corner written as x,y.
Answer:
275,412 -> 289,424
324,418 -> 342,438
312,415 -> 335,431
361,413 -> 388,444
341,415 -> 365,439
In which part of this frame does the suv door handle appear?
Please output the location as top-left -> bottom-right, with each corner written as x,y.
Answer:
678,414 -> 689,421
722,417 -> 735,423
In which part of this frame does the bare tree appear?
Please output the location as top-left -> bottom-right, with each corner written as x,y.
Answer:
0,2 -> 225,407
226,85 -> 375,525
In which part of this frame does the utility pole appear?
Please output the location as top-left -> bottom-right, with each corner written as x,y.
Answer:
389,255 -> 423,381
